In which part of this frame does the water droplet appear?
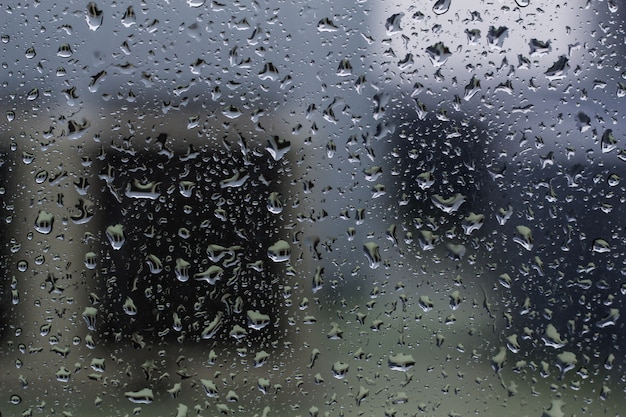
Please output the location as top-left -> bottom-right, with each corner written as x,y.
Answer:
124,388 -> 154,404
317,17 -> 338,32
67,118 -> 90,140
187,0 -> 205,7
418,230 -> 438,251
542,399 -> 565,417
26,88 -> 39,101
266,192 -> 283,214
90,358 -> 105,372
146,254 -> 163,274
462,212 -> 484,234
431,193 -> 466,213
84,252 -> 97,269
496,205 -> 513,225
487,26 -> 508,50
222,105 -> 242,119
105,224 -> 125,250
247,310 -> 270,330
529,38 -> 551,57
35,169 -> 48,184
433,0 -> 451,15
463,75 -> 481,101
86,2 -> 104,31
82,306 -> 98,330
514,225 -> 534,251
265,136 -> 291,161
175,258 -> 191,282
544,55 -> 570,81
556,351 -> 577,375
121,6 -> 136,27
311,265 -> 324,294
600,129 -> 618,153
355,386 -> 369,406
194,265 -> 224,284
34,210 -> 54,234
125,179 -> 161,199
388,353 -> 415,371
336,59 -> 353,76
385,13 -> 403,35
543,323 -> 566,348
491,347 -> 506,372
426,42 -> 452,67
419,295 -> 434,312
57,43 -> 73,58
16,259 -> 28,272
267,240 -> 291,262
22,151 -> 35,164
123,297 -> 138,316
179,180 -> 196,197
331,361 -> 349,379
258,62 -> 280,81
24,47 -> 36,59
592,238 -> 610,253
363,242 -> 381,269
201,312 -> 224,339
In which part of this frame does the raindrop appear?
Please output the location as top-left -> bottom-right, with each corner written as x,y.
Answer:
385,13 -> 403,35
105,224 -> 125,250
388,353 -> 416,371
194,265 -> 224,284
82,306 -> 98,330
317,17 -> 339,32
363,242 -> 381,269
85,2 -> 104,31
121,6 -> 136,27
57,43 -> 73,58
433,0 -> 451,15
487,26 -> 508,49
331,361 -> 349,379
513,225 -> 534,251
24,47 -> 36,59
124,388 -> 154,404
16,260 -> 28,272
266,136 -> 291,161
34,210 -> 54,234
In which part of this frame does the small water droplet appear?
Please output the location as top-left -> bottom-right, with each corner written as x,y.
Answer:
24,47 -> 36,59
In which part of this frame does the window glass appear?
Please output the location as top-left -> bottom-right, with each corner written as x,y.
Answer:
1,1 -> 624,416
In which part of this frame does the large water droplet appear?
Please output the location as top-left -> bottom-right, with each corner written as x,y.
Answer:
267,240 -> 291,262
105,224 -> 125,250
433,0 -> 451,15
85,2 -> 104,31
34,210 -> 54,234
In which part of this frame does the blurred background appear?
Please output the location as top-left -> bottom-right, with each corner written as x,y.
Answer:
1,0 -> 625,416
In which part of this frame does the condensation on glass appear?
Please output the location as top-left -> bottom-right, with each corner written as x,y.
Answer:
0,1 -> 624,416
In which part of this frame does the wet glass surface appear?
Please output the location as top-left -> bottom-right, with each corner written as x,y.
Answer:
1,1 -> 625,416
